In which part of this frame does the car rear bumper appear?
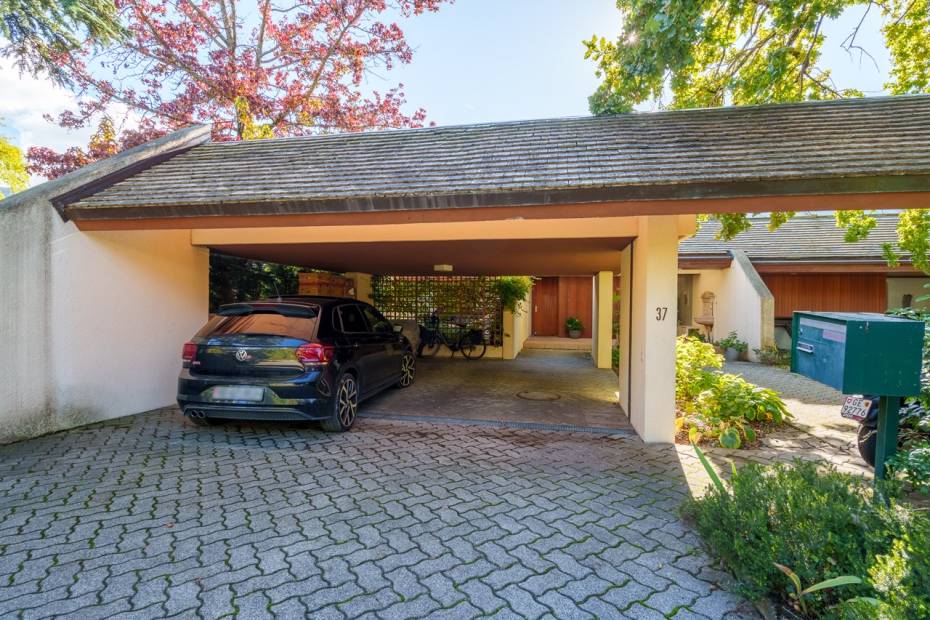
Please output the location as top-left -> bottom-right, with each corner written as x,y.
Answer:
177,368 -> 334,422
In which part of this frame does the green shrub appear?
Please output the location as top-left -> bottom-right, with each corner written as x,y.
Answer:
494,276 -> 534,313
754,344 -> 790,367
887,441 -> 930,494
675,336 -> 790,448
676,336 -> 723,406
565,316 -> 583,332
683,459 -> 930,618
686,373 -> 790,448
857,517 -> 930,619
716,330 -> 748,353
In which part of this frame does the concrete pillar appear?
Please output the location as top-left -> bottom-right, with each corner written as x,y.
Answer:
618,247 -> 632,410
591,271 -> 614,369
628,215 -> 679,443
345,272 -> 373,303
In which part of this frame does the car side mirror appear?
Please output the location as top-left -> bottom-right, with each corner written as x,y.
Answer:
393,324 -> 403,334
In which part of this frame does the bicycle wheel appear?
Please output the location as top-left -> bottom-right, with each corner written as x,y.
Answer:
461,337 -> 487,360
419,334 -> 442,358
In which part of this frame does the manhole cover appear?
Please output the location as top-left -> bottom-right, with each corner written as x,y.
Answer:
516,391 -> 561,401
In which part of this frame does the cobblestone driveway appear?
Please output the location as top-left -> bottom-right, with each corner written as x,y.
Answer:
0,410 -> 755,619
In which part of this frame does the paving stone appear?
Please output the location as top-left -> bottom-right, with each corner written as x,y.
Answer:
0,409 -> 754,618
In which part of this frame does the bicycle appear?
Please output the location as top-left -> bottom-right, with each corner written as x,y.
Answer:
417,310 -> 487,360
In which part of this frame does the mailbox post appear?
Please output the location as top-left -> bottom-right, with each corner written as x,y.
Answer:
791,312 -> 923,482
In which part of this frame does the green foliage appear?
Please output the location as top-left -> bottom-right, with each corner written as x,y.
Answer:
587,1 -> 930,273
209,252 -> 299,312
753,345 -> 790,367
686,372 -> 790,447
774,563 -> 868,617
565,316 -> 583,332
0,133 -> 28,194
857,518 -> 930,619
675,336 -> 723,405
715,331 -> 748,353
493,276 -> 534,314
676,336 -> 790,447
887,442 -> 930,494
683,459 -> 929,617
0,0 -> 124,84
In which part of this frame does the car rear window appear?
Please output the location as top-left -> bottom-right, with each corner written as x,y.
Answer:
195,312 -> 317,340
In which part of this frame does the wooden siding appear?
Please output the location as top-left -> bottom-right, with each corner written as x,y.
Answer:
557,277 -> 594,338
533,276 -> 622,338
762,273 -> 886,318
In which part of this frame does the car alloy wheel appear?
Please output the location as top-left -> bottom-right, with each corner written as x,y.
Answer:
337,375 -> 358,428
399,353 -> 416,387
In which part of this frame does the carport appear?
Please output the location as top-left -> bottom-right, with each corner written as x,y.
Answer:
3,95 -> 930,444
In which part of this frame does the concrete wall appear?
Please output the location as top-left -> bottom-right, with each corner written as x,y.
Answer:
1,199 -> 54,439
1,199 -> 209,443
680,250 -> 775,359
887,277 -> 930,311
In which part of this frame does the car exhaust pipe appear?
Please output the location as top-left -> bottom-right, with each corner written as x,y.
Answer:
187,408 -> 206,420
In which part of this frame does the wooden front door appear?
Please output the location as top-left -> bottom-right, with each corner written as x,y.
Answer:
556,276 -> 593,338
532,277 -> 559,336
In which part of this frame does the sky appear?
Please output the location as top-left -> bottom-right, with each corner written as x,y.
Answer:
0,0 -> 893,181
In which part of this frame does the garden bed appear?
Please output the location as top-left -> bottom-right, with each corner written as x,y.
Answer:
675,336 -> 792,449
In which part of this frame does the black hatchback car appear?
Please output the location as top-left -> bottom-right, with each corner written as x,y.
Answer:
177,297 -> 415,431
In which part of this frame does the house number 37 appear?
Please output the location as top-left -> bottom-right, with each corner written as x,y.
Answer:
656,307 -> 668,321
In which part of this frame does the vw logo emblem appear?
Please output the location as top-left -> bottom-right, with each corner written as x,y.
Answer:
234,349 -> 250,362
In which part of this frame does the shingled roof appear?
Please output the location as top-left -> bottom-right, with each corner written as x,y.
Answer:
680,213 -> 905,263
59,95 -> 930,221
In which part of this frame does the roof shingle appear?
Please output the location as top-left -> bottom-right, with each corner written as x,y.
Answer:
63,95 -> 930,220
680,214 -> 904,262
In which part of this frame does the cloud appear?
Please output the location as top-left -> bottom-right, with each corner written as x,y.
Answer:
0,58 -> 139,183
0,59 -> 97,155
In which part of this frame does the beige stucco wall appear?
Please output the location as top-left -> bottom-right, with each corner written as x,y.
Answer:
1,198 -> 208,443
502,298 -> 531,360
627,215 -> 679,443
591,271 -> 614,369
680,250 -> 775,359
887,277 -> 930,311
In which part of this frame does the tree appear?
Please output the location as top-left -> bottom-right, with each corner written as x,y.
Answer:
27,0 -> 448,179
0,132 -> 29,195
585,1 -> 930,272
1,0 -> 124,85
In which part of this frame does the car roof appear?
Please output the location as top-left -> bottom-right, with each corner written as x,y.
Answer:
270,295 -> 365,307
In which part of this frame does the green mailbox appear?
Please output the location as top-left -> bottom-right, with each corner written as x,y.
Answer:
791,312 -> 923,396
791,311 -> 924,483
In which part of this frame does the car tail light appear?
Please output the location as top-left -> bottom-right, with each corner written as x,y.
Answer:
182,341 -> 198,364
296,342 -> 334,365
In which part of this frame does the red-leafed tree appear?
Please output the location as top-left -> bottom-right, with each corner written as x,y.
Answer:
28,0 -> 448,179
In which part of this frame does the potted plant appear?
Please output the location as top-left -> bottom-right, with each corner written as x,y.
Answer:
565,316 -> 583,339
715,331 -> 748,361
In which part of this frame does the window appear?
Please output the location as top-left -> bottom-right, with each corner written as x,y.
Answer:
337,305 -> 369,333
362,306 -> 393,334
196,313 -> 317,340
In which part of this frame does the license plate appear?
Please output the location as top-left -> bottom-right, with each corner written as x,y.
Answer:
212,386 -> 264,402
841,396 -> 872,421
